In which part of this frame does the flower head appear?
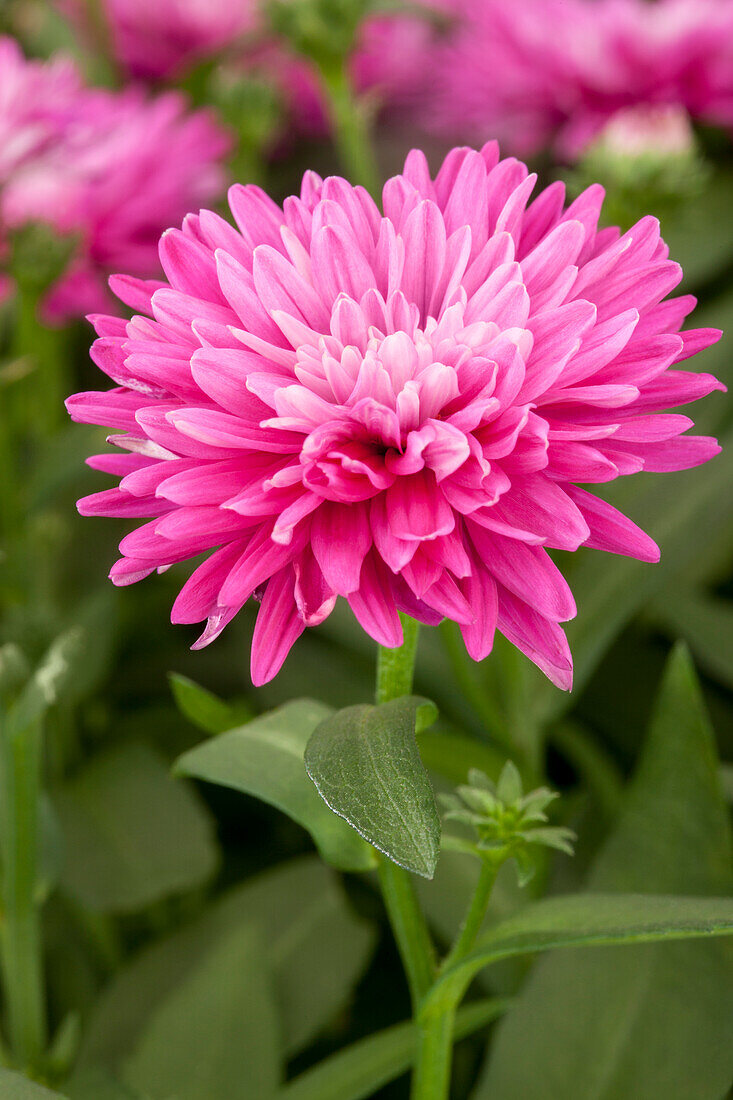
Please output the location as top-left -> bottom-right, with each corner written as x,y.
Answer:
0,39 -> 230,320
434,0 -> 733,157
68,143 -> 723,686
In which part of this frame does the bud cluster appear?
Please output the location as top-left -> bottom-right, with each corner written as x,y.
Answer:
440,762 -> 575,885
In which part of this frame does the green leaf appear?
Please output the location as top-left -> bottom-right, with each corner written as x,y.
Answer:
477,644 -> 733,1100
428,892 -> 733,1010
122,924 -> 281,1100
651,590 -> 733,691
175,699 -> 374,872
304,697 -> 440,878
66,1070 -> 145,1100
418,730 -> 507,787
278,997 -> 509,1100
78,857 -> 374,1071
169,673 -> 250,735
53,742 -> 218,912
663,167 -> 733,288
0,1070 -> 68,1098
7,629 -> 86,735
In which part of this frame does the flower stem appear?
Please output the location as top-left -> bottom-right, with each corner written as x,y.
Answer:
375,619 -> 503,1099
377,857 -> 436,1008
410,862 -> 499,1099
316,57 -> 380,195
441,860 -> 499,972
376,614 -> 420,705
411,1007 -> 455,1100
0,714 -> 47,1071
376,616 -> 436,1008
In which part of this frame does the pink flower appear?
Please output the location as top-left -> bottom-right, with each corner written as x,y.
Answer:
56,0 -> 258,80
0,37 -> 82,177
0,39 -> 230,321
68,144 -> 723,688
434,0 -> 733,157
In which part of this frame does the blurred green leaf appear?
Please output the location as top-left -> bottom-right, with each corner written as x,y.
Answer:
169,673 -> 251,736
37,794 -> 64,904
418,730 -> 507,787
538,429 -> 733,725
0,643 -> 30,699
78,857 -> 374,1071
0,1070 -> 68,1098
66,1070 -> 145,1100
122,924 -> 281,1100
651,590 -> 733,691
278,996 -> 509,1100
175,699 -> 374,872
305,697 -> 440,878
478,644 -> 733,1100
53,742 -> 218,912
663,167 -> 733,288
7,628 -> 85,736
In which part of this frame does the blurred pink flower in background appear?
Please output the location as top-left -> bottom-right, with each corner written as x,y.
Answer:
56,0 -> 448,136
0,38 -> 230,320
57,0 -> 258,80
68,144 -> 723,687
0,37 -> 82,176
434,0 -> 733,156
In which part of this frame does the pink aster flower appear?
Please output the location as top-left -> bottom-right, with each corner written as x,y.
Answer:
0,37 -> 82,177
435,0 -> 733,157
68,144 -> 723,688
55,0 -> 258,81
0,40 -> 230,321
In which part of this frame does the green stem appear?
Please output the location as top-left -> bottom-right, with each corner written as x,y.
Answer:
316,58 -> 380,194
12,286 -> 68,443
377,857 -> 436,1008
375,616 -> 436,1008
374,618 -> 503,1099
410,862 -> 500,1099
411,1008 -> 455,1100
0,714 -> 47,1070
441,860 -> 499,973
376,614 -> 420,704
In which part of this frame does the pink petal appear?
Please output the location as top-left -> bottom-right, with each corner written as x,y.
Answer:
565,486 -> 659,562
497,588 -> 573,691
251,568 -> 305,686
312,500 -> 372,595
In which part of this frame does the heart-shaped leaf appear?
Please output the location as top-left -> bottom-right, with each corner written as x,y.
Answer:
305,697 -> 440,878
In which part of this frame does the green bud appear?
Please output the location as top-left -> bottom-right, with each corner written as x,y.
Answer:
440,761 -> 576,886
567,105 -> 709,231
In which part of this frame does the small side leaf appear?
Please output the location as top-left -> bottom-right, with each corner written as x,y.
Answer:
175,699 -> 374,872
305,697 -> 440,878
169,673 -> 251,735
